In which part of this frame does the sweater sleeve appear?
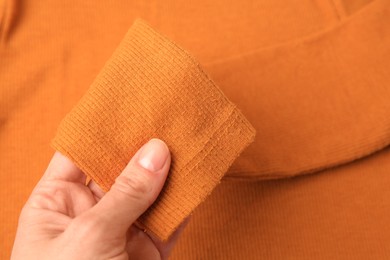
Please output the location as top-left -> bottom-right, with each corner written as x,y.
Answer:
206,0 -> 390,179
51,19 -> 255,241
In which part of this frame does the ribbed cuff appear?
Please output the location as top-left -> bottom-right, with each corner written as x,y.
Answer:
51,18 -> 255,240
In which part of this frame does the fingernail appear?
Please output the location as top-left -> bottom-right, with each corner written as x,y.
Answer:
138,139 -> 169,172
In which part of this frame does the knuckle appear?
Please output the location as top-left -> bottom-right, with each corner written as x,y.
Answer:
68,213 -> 103,240
113,169 -> 153,200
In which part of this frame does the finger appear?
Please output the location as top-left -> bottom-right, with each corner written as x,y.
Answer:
147,216 -> 191,259
42,151 -> 86,184
125,226 -> 161,259
84,138 -> 171,236
87,180 -> 105,202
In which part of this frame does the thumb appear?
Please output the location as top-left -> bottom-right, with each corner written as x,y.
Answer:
84,138 -> 171,236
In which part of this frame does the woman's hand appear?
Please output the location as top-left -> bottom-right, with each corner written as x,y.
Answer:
12,138 -> 187,260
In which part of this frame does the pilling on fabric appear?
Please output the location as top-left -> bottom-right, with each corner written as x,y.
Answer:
51,19 -> 256,240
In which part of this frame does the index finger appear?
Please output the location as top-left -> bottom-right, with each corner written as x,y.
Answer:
42,151 -> 87,184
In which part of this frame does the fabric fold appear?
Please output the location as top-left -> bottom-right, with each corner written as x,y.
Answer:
205,0 -> 390,179
51,19 -> 256,240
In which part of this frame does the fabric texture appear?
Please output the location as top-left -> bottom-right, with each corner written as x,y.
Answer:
3,0 -> 390,259
51,19 -> 256,240
205,0 -> 390,179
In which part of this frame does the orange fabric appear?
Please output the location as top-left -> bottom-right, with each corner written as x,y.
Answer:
174,145 -> 390,259
51,19 -> 255,240
206,0 -> 390,179
1,0 -> 390,259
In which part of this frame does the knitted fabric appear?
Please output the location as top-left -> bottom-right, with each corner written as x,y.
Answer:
51,19 -> 256,240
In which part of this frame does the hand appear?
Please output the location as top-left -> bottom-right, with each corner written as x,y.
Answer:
11,138 -> 187,260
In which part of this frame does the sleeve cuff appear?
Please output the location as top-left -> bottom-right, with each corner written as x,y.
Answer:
51,18 -> 255,240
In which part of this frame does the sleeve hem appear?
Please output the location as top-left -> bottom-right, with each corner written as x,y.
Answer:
50,18 -> 256,240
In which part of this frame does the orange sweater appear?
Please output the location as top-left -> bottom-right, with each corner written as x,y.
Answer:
2,0 -> 390,259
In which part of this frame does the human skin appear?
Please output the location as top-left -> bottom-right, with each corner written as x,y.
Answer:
11,138 -> 187,260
